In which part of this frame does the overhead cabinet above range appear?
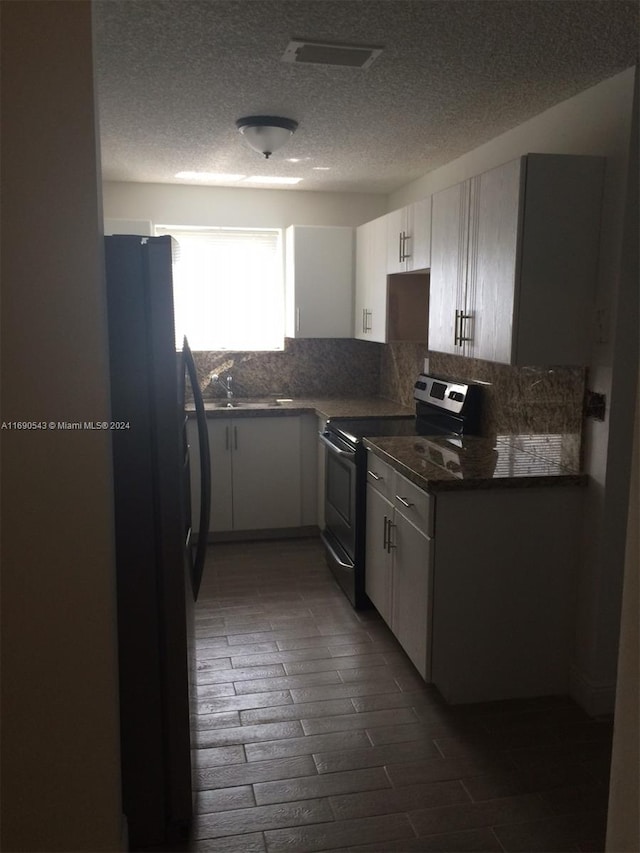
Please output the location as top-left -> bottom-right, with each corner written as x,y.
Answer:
386,198 -> 432,274
355,209 -> 430,345
428,154 -> 605,365
285,225 -> 354,338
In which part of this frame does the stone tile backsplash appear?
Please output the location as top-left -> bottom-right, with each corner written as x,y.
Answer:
380,342 -> 586,457
192,338 -> 382,400
190,338 -> 586,464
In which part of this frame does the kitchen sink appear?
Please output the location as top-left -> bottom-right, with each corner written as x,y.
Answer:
214,401 -> 279,409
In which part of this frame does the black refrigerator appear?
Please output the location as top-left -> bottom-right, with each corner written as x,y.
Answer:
104,235 -> 210,850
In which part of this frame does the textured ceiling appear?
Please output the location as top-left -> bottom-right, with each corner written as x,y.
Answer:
93,0 -> 638,194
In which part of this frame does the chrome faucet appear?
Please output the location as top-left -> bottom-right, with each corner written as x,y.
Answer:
210,373 -> 233,400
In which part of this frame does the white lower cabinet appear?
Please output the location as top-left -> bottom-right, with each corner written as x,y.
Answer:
430,486 -> 582,704
392,511 -> 433,680
365,449 -> 583,704
366,461 -> 434,679
188,415 -> 304,533
364,484 -> 393,624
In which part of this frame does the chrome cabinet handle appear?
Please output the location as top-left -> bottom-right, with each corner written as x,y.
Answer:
455,309 -> 473,346
400,231 -> 411,263
398,232 -> 403,264
459,311 -> 473,343
386,520 -> 396,553
362,307 -> 366,333
367,470 -> 382,481
395,494 -> 414,508
365,310 -> 372,333
296,307 -> 301,333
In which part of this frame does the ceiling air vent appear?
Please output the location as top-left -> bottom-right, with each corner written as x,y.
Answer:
282,39 -> 383,70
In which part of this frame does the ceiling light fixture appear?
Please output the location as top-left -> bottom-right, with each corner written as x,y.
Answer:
236,115 -> 298,159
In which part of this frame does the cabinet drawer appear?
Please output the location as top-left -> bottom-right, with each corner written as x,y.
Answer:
366,453 -> 395,499
393,473 -> 434,537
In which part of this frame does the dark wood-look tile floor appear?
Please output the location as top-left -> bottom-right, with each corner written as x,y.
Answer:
191,538 -> 612,853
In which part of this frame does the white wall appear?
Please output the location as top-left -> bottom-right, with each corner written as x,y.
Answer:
1,2 -> 123,849
390,68 -> 637,713
102,181 -> 388,230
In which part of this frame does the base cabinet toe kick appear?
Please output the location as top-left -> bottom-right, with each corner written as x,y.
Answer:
365,451 -> 583,704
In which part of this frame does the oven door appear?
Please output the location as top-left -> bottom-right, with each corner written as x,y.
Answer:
319,430 -> 359,603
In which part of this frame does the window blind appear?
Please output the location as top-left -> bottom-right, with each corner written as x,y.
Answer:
155,226 -> 284,350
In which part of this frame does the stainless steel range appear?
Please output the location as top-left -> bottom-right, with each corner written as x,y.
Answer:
319,374 -> 482,608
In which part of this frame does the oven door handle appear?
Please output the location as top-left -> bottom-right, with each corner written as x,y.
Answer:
321,530 -> 354,570
318,431 -> 356,459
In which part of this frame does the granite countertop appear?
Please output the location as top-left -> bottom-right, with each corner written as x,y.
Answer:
186,397 -> 415,420
186,398 -> 585,490
364,432 -> 586,492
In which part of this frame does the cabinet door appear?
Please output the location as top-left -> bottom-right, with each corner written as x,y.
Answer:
368,215 -> 389,342
386,207 -> 407,274
365,484 -> 393,625
355,216 -> 388,342
187,418 -> 233,533
468,158 -> 522,363
354,222 -> 370,341
428,181 -> 469,355
407,198 -> 431,271
391,512 -> 433,680
285,226 -> 354,338
299,413 -> 318,526
231,417 -> 302,530
208,420 -> 234,532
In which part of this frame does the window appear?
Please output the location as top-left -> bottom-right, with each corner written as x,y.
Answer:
155,226 -> 284,350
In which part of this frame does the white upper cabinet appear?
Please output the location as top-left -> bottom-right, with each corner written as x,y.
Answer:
429,154 -> 605,365
354,214 -> 388,342
387,198 -> 432,274
355,209 -> 430,345
429,181 -> 469,355
285,225 -> 354,338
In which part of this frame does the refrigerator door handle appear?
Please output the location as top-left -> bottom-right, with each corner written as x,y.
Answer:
183,337 -> 210,599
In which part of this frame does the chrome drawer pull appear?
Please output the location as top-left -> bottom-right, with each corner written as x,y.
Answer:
367,470 -> 382,480
395,494 -> 414,508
